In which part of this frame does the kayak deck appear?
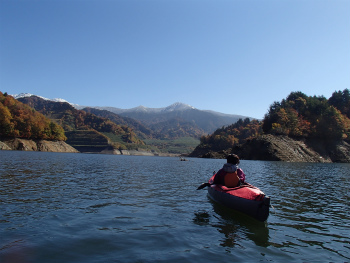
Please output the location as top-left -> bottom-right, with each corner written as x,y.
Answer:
207,182 -> 270,222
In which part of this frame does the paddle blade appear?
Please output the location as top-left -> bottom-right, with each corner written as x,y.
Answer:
197,183 -> 211,190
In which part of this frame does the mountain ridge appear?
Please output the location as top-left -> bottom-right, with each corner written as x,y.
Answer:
12,93 -> 251,134
13,93 -> 72,104
12,93 -> 247,119
14,95 -> 146,152
89,102 -> 194,114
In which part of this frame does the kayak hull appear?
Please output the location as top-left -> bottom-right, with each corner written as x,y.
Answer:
207,181 -> 270,222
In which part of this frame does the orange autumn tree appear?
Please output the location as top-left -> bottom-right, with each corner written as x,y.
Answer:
262,91 -> 350,140
199,118 -> 262,151
0,92 -> 66,140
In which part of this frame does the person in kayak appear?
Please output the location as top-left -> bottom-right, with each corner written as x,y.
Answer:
213,154 -> 246,187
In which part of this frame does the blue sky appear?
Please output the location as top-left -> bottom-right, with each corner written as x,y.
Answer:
1,0 -> 349,119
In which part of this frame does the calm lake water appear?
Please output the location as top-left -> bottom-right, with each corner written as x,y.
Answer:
1,151 -> 349,263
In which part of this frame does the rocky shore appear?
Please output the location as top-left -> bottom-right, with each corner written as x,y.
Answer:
0,138 -> 79,153
100,146 -> 179,157
189,134 -> 350,163
0,138 -> 180,156
3,135 -> 348,162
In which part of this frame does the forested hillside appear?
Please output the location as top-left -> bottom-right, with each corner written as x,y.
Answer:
262,90 -> 350,140
190,89 -> 350,160
83,107 -> 205,139
82,107 -> 153,139
189,118 -> 261,157
83,106 -> 203,153
0,92 -> 66,141
16,95 -> 145,151
148,118 -> 205,139
117,106 -> 246,134
11,93 -> 250,154
12,95 -> 202,154
6,89 -> 349,157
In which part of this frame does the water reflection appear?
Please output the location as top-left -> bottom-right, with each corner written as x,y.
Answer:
193,211 -> 210,226
193,198 -> 269,249
253,161 -> 350,261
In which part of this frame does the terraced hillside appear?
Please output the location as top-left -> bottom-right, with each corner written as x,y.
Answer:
65,130 -> 110,153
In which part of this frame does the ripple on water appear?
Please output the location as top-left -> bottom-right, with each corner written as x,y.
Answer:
1,152 -> 350,262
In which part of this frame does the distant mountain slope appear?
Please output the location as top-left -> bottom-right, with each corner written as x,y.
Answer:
82,107 -> 153,139
125,108 -> 247,134
96,103 -> 249,134
90,102 -> 195,114
16,95 -> 145,152
13,94 -> 251,134
83,107 -> 205,139
148,117 -> 205,139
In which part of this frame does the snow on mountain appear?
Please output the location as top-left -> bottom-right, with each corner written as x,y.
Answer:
12,93 -> 243,120
11,94 -> 195,113
126,103 -> 195,113
10,93 -> 251,133
130,105 -> 153,112
12,93 -> 48,100
12,93 -> 72,104
163,102 -> 195,112
98,103 -> 196,114
51,98 -> 71,103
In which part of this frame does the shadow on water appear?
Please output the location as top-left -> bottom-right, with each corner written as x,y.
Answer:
193,196 -> 269,249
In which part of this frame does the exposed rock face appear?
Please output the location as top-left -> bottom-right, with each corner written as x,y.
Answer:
1,138 -> 79,153
99,146 -> 178,156
233,135 -> 329,162
0,141 -> 11,150
120,150 -> 156,156
234,135 -> 350,163
190,134 -> 350,163
333,142 -> 350,162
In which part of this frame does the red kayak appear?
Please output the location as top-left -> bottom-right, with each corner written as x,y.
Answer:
200,174 -> 270,222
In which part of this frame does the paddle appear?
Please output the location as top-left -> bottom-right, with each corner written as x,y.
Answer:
196,182 -> 211,190
197,171 -> 216,190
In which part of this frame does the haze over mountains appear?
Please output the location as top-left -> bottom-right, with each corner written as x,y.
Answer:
89,102 -> 196,114
13,93 -> 251,135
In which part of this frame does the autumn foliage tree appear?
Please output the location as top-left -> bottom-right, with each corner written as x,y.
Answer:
199,118 -> 262,151
262,90 -> 350,140
16,94 -> 145,145
0,92 -> 66,140
328,89 -> 350,119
